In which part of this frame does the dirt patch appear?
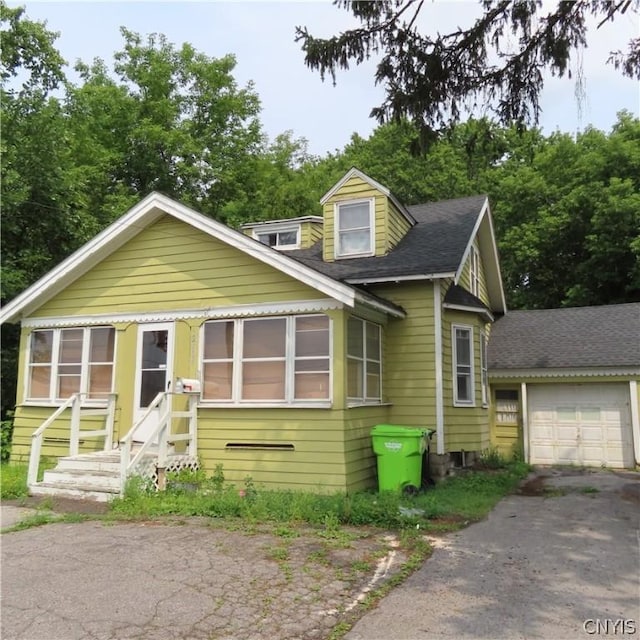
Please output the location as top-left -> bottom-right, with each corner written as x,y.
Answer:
517,474 -> 549,496
2,495 -> 110,516
619,482 -> 640,504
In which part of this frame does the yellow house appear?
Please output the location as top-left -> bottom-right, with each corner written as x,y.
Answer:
8,168 -> 634,501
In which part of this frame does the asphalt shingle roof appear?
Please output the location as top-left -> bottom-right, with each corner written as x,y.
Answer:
284,195 -> 487,281
488,303 -> 640,370
444,284 -> 490,312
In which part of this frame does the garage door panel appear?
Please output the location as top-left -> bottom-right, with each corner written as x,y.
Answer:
528,383 -> 634,469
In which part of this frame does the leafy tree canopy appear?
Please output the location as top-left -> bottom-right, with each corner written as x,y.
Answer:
296,0 -> 640,145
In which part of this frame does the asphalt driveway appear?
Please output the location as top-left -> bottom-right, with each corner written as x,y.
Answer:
347,469 -> 640,640
2,469 -> 638,640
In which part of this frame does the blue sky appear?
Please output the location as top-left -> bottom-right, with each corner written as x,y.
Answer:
11,1 -> 640,156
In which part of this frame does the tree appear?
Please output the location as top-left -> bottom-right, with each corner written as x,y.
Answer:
296,0 -> 640,142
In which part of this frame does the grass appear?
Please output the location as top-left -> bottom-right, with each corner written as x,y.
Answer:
107,460 -> 531,530
1,458 -> 530,532
1,459 -> 57,500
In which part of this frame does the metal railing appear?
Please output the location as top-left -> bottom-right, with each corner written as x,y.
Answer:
28,392 -> 117,488
119,392 -> 198,493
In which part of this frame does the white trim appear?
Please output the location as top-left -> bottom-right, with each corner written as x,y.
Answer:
0,192 -> 362,324
252,224 -> 301,250
24,326 -> 117,405
452,324 -> 475,406
320,167 -> 416,226
521,382 -> 529,463
630,380 -> 640,465
334,198 -> 375,259
480,331 -> 489,407
353,292 -> 405,319
453,198 -> 507,314
346,316 -> 382,404
434,281 -> 444,455
241,216 -> 323,229
345,272 -> 456,285
443,302 -> 494,322
489,367 -> 640,379
455,200 -> 487,285
21,299 -> 345,329
200,313 -> 333,405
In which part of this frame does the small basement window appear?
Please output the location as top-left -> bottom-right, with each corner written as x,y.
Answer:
225,442 -> 295,451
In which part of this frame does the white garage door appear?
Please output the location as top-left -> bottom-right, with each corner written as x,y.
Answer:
528,383 -> 634,468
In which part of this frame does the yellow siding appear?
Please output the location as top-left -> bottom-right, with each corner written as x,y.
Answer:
387,200 -> 412,250
299,220 -> 323,248
442,309 -> 491,451
322,176 -> 387,261
33,215 -> 324,318
489,384 -> 522,457
460,241 -> 489,305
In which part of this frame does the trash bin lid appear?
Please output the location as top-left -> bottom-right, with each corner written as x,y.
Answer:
371,424 -> 428,437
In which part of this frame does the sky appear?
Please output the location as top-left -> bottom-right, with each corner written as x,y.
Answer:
9,0 -> 640,156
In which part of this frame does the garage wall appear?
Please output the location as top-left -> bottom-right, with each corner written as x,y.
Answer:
489,375 -> 640,469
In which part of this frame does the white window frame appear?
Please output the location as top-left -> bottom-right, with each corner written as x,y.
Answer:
25,326 -> 116,406
253,225 -> 300,250
334,198 -> 375,259
480,331 -> 488,407
470,243 -> 480,297
347,316 -> 382,406
200,314 -> 332,407
452,324 -> 475,406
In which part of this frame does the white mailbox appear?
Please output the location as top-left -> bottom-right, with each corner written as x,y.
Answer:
175,378 -> 201,394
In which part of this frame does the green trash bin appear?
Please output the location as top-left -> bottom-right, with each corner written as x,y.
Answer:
371,424 -> 429,492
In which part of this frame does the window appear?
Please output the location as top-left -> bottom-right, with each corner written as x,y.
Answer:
453,325 -> 474,405
27,327 -> 115,402
470,244 -> 480,297
255,227 -> 299,249
201,315 -> 331,404
495,390 -> 519,424
336,200 -> 374,258
480,331 -> 488,406
347,317 -> 381,404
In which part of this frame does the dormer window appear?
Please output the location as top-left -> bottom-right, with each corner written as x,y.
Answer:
254,227 -> 299,250
335,199 -> 374,259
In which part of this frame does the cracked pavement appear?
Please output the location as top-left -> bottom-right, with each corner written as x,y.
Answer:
1,518 -> 406,640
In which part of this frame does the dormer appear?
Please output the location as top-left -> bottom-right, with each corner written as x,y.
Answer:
241,216 -> 323,250
320,168 -> 415,262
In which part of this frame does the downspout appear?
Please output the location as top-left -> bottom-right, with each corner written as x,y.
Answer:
521,382 -> 529,463
434,281 -> 444,454
629,380 -> 640,466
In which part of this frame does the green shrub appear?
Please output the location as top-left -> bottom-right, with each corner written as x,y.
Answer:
1,414 -> 14,463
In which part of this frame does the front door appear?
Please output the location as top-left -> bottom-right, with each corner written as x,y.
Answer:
133,322 -> 174,443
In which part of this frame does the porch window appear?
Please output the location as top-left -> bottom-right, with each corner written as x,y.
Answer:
347,317 -> 381,404
335,200 -> 374,258
201,314 -> 331,404
453,325 -> 474,406
27,326 -> 115,402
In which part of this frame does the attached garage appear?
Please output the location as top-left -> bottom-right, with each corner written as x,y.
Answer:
527,383 -> 634,468
488,304 -> 640,469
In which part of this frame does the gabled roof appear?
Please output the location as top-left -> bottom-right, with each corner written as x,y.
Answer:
321,167 -> 416,227
285,194 -> 506,313
0,193 -> 405,324
488,303 -> 640,370
443,284 -> 494,321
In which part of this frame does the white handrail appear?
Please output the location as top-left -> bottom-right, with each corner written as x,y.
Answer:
28,393 -> 118,488
119,391 -> 198,493
28,395 -> 77,486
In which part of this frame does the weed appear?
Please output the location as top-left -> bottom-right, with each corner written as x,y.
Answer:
266,544 -> 289,562
478,446 -> 509,470
581,486 -> 599,494
211,464 -> 225,491
273,525 -> 299,538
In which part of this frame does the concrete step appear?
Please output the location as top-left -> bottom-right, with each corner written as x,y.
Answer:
30,482 -> 119,503
42,468 -> 121,491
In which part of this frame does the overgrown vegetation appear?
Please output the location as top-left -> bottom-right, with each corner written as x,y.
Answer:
109,461 -> 530,529
0,459 -> 55,499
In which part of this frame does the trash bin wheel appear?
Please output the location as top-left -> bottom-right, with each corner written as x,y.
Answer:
402,484 -> 420,496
